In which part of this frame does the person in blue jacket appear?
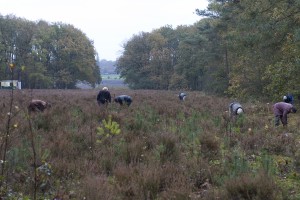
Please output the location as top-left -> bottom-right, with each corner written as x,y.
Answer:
114,95 -> 132,106
178,92 -> 187,101
283,93 -> 294,105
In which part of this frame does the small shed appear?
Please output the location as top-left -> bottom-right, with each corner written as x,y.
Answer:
0,80 -> 21,89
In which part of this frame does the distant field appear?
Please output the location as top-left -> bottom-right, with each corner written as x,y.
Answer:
101,73 -> 122,80
100,74 -> 127,89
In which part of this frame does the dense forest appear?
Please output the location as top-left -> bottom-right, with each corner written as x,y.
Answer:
0,15 -> 101,89
1,0 -> 300,99
116,0 -> 300,100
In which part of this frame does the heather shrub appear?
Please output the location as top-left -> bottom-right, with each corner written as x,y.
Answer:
154,132 -> 180,164
82,175 -> 116,200
222,149 -> 251,178
200,132 -> 220,159
294,150 -> 300,172
240,130 -> 267,153
114,164 -> 162,199
223,172 -> 281,200
185,157 -> 212,189
1,89 -> 300,199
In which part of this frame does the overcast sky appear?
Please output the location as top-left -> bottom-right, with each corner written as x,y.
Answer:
1,0 -> 208,61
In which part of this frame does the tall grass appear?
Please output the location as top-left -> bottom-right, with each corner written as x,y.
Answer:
0,89 -> 299,199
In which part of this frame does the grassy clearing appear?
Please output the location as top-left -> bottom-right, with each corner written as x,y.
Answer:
101,74 -> 122,80
0,89 -> 300,199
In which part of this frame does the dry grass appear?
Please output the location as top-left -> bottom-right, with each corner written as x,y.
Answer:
0,89 -> 300,199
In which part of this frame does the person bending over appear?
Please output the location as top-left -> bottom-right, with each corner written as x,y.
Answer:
229,101 -> 244,117
178,92 -> 187,101
28,99 -> 51,113
273,102 -> 297,127
114,95 -> 132,106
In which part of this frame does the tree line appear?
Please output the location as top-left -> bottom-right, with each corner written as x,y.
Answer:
2,0 -> 300,98
116,0 -> 300,100
0,14 -> 101,89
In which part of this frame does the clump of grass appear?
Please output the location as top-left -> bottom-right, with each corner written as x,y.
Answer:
223,171 -> 281,200
200,132 -> 220,159
82,175 -> 115,200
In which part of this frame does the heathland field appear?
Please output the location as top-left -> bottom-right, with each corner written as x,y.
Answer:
1,89 -> 300,199
100,74 -> 128,89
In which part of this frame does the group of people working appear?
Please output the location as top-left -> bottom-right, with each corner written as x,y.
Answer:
229,93 -> 297,127
27,89 -> 297,127
96,87 -> 132,106
178,91 -> 297,127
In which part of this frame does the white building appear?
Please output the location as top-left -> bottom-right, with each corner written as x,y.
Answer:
0,80 -> 21,89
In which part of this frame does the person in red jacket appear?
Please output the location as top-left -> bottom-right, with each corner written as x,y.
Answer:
273,102 -> 297,126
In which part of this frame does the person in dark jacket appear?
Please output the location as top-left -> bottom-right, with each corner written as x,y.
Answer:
178,92 -> 187,101
97,87 -> 111,106
28,99 -> 51,113
114,95 -> 132,106
229,101 -> 244,117
273,102 -> 297,126
283,93 -> 294,105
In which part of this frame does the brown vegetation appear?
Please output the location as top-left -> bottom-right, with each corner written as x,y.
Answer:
0,89 -> 300,199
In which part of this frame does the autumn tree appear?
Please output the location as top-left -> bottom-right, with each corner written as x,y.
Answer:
0,15 -> 35,82
116,32 -> 152,89
0,15 -> 100,89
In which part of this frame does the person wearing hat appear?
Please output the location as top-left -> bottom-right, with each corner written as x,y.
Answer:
97,87 -> 111,106
178,92 -> 187,101
114,95 -> 132,106
229,101 -> 244,117
283,93 -> 294,105
273,102 -> 297,127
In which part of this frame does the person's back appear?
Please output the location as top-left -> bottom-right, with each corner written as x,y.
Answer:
229,102 -> 243,116
283,94 -> 294,105
115,95 -> 132,106
97,87 -> 111,105
273,102 -> 297,126
179,92 -> 187,101
28,99 -> 51,113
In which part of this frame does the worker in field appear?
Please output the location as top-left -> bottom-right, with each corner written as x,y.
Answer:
229,101 -> 244,117
178,92 -> 187,101
273,102 -> 297,127
97,87 -> 111,106
114,95 -> 132,106
28,99 -> 51,113
283,93 -> 294,105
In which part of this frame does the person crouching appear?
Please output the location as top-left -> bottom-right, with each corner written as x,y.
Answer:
229,101 -> 244,117
273,102 -> 297,127
178,92 -> 187,101
114,95 -> 132,106
28,99 -> 51,113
